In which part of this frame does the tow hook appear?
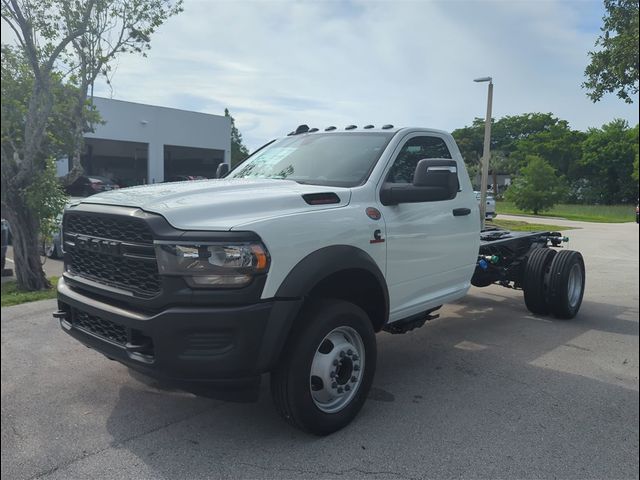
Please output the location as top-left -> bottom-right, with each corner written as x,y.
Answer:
53,310 -> 72,330
53,310 -> 69,320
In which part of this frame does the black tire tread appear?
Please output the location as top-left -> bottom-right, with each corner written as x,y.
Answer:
270,298 -> 375,435
547,250 -> 585,319
523,247 -> 557,315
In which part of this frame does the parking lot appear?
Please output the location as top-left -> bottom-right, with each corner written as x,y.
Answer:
1,216 -> 638,479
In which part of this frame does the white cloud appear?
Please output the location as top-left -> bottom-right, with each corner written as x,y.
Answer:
6,0 -> 639,151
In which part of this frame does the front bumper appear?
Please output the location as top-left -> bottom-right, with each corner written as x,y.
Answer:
56,278 -> 302,399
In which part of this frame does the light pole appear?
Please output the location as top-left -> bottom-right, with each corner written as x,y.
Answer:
474,76 -> 493,230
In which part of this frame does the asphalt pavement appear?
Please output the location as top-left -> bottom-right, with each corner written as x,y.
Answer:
1,217 -> 638,479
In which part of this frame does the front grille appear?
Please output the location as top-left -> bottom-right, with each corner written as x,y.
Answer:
65,214 -> 153,244
64,212 -> 161,297
73,310 -> 127,345
68,248 -> 160,296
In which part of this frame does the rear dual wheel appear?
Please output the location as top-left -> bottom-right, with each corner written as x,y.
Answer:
547,250 -> 585,319
523,247 -> 556,315
523,248 -> 585,319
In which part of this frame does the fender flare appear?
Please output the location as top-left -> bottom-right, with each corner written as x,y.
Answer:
275,245 -> 389,324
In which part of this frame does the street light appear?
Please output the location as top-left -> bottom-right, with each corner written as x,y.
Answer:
474,76 -> 493,230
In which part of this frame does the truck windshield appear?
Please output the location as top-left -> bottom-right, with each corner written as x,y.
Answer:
227,132 -> 394,187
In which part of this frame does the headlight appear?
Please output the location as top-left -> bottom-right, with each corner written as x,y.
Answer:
155,241 -> 270,288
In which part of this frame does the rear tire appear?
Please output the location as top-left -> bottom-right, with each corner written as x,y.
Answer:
523,247 -> 557,315
271,299 -> 376,436
547,250 -> 585,319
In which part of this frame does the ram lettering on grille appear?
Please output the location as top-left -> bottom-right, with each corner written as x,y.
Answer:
64,213 -> 160,297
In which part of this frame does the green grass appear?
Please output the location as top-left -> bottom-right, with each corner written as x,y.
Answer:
490,219 -> 576,232
1,276 -> 59,307
496,201 -> 636,223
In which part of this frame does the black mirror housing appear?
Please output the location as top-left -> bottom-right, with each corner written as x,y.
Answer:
413,158 -> 459,194
216,163 -> 230,179
380,158 -> 459,206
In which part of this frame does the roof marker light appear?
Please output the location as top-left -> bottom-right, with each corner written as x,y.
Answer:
345,125 -> 357,130
308,128 -> 319,133
363,125 -> 374,129
381,124 -> 394,129
325,126 -> 337,131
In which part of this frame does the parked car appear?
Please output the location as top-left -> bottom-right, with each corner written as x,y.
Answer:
165,175 -> 207,182
65,175 -> 120,197
474,191 -> 496,219
43,214 -> 64,259
44,197 -> 84,259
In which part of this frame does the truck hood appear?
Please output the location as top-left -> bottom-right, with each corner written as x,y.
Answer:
81,178 -> 351,230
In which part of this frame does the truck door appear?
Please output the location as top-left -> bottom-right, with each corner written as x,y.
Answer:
378,134 -> 479,322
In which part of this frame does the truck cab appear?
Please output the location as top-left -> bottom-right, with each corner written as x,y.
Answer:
55,126 -> 483,434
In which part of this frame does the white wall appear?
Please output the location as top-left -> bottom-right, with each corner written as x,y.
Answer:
85,97 -> 231,183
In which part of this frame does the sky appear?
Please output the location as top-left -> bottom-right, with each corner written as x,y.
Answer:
3,0 -> 639,151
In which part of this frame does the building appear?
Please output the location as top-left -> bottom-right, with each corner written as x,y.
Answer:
56,97 -> 231,185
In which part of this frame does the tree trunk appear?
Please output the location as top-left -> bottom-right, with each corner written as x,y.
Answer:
62,87 -> 88,186
1,82 -> 54,291
3,196 -> 50,291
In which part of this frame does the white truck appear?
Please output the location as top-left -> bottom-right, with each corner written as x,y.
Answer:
54,125 -> 585,435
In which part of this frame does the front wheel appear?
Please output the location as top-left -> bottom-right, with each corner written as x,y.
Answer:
271,299 -> 376,435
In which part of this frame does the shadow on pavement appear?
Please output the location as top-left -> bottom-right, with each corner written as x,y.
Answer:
99,290 -> 638,478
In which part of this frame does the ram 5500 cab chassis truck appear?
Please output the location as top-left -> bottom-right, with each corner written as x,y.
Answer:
55,125 -> 585,435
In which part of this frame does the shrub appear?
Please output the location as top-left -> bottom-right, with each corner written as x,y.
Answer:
505,155 -> 567,215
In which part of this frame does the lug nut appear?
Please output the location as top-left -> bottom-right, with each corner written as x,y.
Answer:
347,349 -> 353,356
330,371 -> 336,378
352,355 -> 359,361
332,382 -> 337,389
344,385 -> 351,391
337,387 -> 343,393
340,351 -> 346,358
351,376 -> 357,382
333,359 -> 339,366
354,365 -> 360,371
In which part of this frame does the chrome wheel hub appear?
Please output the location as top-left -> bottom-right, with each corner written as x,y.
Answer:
309,326 -> 365,414
567,263 -> 583,308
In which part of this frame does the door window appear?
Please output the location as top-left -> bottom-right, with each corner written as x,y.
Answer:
386,136 -> 452,184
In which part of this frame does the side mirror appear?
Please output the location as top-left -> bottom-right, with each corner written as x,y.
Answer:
216,163 -> 230,178
413,158 -> 459,193
380,158 -> 459,206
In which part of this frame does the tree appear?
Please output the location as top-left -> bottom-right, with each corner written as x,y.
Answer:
579,119 -> 638,203
1,0 -> 96,291
63,0 -> 183,182
225,108 -> 250,167
583,0 -> 639,103
1,0 -> 182,291
452,121 -> 484,168
631,123 -> 639,182
510,121 -> 586,178
453,113 -> 562,192
505,156 -> 567,215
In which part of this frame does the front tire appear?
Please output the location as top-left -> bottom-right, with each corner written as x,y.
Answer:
271,299 -> 376,435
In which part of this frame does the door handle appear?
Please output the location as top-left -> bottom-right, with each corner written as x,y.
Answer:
453,208 -> 471,216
